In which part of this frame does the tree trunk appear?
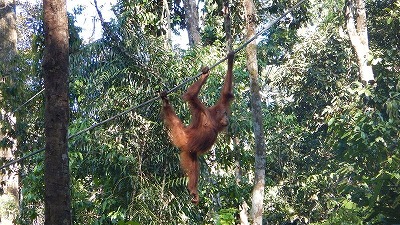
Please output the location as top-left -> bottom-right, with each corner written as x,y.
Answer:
243,0 -> 266,224
42,0 -> 71,224
162,0 -> 172,48
0,0 -> 16,63
223,0 -> 232,52
0,0 -> 19,223
224,3 -> 250,223
345,0 -> 375,84
182,0 -> 201,46
239,201 -> 250,225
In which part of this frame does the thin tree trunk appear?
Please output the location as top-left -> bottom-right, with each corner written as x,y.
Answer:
182,0 -> 201,46
239,201 -> 250,225
345,0 -> 375,84
224,3 -> 250,223
162,0 -> 172,48
243,0 -> 266,224
43,0 -> 71,224
223,0 -> 232,52
0,0 -> 19,223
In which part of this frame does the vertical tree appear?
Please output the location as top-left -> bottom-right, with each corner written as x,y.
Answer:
42,0 -> 71,224
182,0 -> 201,46
345,0 -> 375,84
223,0 -> 232,52
162,0 -> 172,48
243,0 -> 266,224
0,0 -> 19,221
0,0 -> 16,64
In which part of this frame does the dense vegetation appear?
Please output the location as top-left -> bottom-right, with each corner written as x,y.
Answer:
0,0 -> 399,224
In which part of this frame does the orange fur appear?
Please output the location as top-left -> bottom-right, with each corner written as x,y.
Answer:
161,52 -> 234,204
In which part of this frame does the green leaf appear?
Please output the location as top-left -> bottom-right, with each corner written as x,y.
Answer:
369,179 -> 384,208
328,117 -> 335,126
343,199 -> 357,209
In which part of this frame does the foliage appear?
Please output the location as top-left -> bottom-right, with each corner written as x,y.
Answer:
113,0 -> 187,37
216,208 -> 237,225
324,81 -> 400,223
0,193 -> 18,222
202,0 -> 245,46
319,0 -> 400,223
2,0 -> 400,224
66,6 -> 255,223
260,0 -> 400,224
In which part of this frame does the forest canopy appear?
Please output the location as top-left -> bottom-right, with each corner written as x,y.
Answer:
0,0 -> 399,224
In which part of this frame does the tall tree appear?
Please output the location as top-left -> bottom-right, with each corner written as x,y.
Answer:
0,0 -> 16,64
42,0 -> 71,224
345,0 -> 375,84
0,0 -> 19,221
243,0 -> 266,224
182,0 -> 201,46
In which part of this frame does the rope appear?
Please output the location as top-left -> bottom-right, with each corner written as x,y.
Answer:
12,88 -> 45,114
0,0 -> 309,170
0,96 -> 159,170
0,148 -> 45,170
1,88 -> 44,129
1,88 -> 44,119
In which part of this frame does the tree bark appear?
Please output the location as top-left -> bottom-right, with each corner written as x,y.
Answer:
43,0 -> 71,224
0,0 -> 16,63
182,0 -> 201,46
345,0 -> 375,84
243,0 -> 266,224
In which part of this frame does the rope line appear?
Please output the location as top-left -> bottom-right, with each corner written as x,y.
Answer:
0,0 -> 309,170
1,88 -> 44,122
12,88 -> 45,114
1,88 -> 44,132
0,96 -> 159,169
